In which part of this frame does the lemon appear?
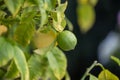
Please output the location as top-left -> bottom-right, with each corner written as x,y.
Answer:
57,30 -> 77,51
32,29 -> 57,49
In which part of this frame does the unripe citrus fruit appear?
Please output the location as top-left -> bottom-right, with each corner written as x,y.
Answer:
32,29 -> 57,49
57,30 -> 77,51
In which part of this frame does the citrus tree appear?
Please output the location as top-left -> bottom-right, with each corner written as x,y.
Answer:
0,0 -> 120,80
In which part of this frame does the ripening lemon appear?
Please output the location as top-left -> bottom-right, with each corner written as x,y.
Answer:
57,30 -> 77,51
32,29 -> 57,49
0,25 -> 8,35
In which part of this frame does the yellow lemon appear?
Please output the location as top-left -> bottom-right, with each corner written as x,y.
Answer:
32,29 -> 57,49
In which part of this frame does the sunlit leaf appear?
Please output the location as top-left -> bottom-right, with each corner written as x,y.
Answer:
13,46 -> 29,80
77,4 -> 95,33
0,37 -> 14,67
111,56 -> 120,66
14,22 -> 35,46
53,19 -> 65,32
50,1 -> 67,32
98,69 -> 119,80
56,1 -> 68,13
4,0 -> 24,16
47,47 -> 67,80
89,74 -> 98,80
4,61 -> 19,79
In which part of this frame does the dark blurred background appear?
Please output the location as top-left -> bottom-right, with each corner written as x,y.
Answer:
63,0 -> 120,79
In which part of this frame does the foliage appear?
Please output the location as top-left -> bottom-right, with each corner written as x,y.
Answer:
0,0 -> 120,80
0,0 -> 69,80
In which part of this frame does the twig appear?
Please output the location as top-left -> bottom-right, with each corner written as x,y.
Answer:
80,61 -> 98,80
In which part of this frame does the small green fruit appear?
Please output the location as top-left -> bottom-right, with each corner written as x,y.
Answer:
57,30 -> 77,51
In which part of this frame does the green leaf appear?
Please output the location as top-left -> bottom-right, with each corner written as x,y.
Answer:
52,12 -> 66,32
44,0 -> 57,10
24,0 -> 39,6
4,0 -> 24,16
21,7 -> 37,23
47,47 -> 67,80
14,22 -> 35,46
89,74 -> 98,80
65,72 -> 71,80
44,0 -> 52,10
40,8 -> 48,27
56,1 -> 68,13
0,37 -> 14,67
89,0 -> 98,7
50,1 -> 67,32
111,56 -> 120,66
0,69 -> 5,78
28,54 -> 49,80
13,46 -> 29,80
0,10 -> 6,19
77,4 -> 95,33
98,69 -> 119,80
4,61 -> 19,79
65,17 -> 73,31
53,19 -> 65,32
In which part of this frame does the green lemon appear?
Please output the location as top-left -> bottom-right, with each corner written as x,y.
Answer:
57,30 -> 77,51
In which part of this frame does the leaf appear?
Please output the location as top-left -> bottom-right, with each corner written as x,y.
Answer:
65,72 -> 71,80
44,0 -> 53,10
56,1 -> 68,13
21,7 -> 37,23
4,0 -> 24,16
53,19 -> 65,32
28,54 -> 49,80
14,22 -> 35,46
89,0 -> 98,7
50,1 -> 67,32
40,8 -> 48,27
24,0 -> 39,6
0,37 -> 14,67
4,61 -> 19,79
65,17 -> 73,31
47,47 -> 67,80
89,74 -> 98,80
98,69 -> 119,80
111,56 -> 120,66
13,46 -> 29,80
0,69 -> 5,78
0,10 -> 6,19
77,4 -> 95,33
